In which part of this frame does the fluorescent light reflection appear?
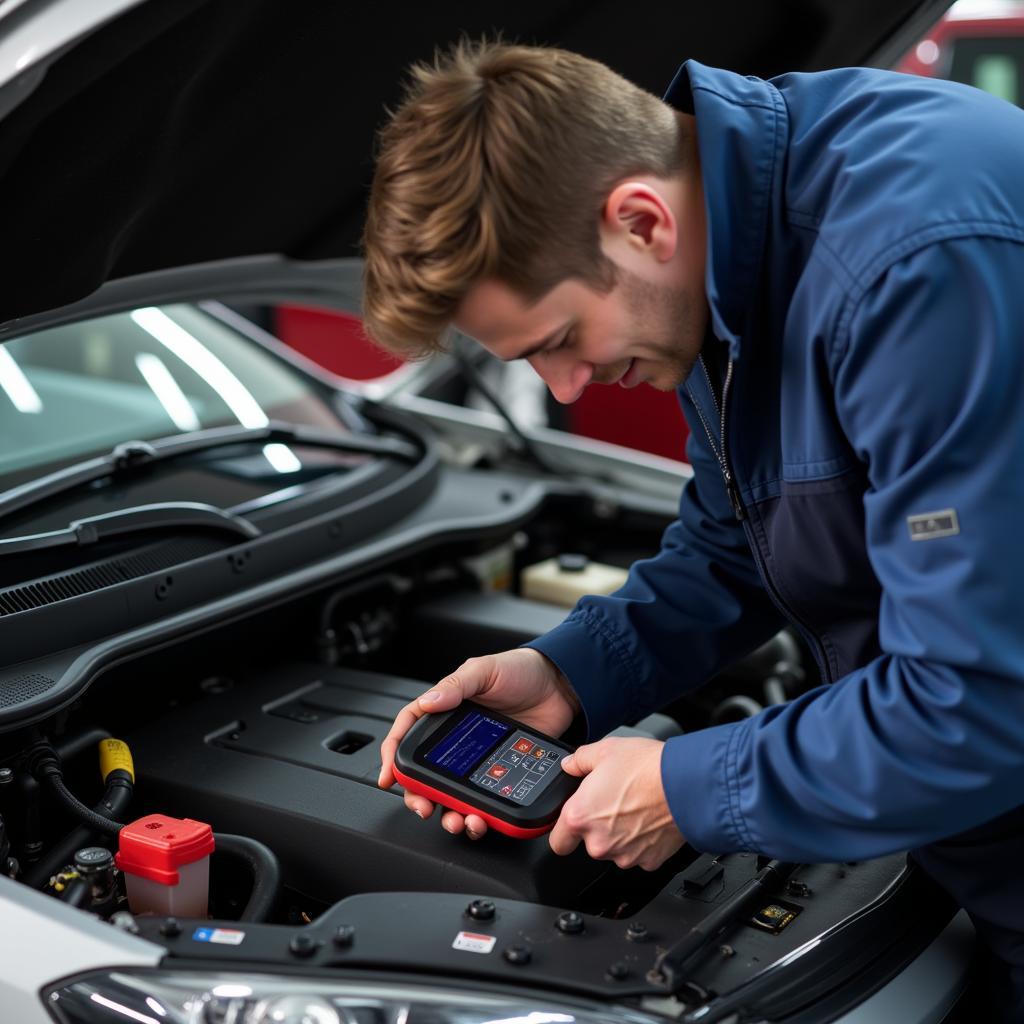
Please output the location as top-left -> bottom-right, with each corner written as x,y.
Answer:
482,1015 -> 575,1024
15,45 -> 39,72
144,996 -> 167,1017
0,345 -> 43,413
89,992 -> 159,1024
135,353 -> 200,431
262,442 -> 302,474
211,984 -> 253,999
130,307 -> 269,428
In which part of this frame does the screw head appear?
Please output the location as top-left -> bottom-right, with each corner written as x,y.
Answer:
289,933 -> 317,958
556,910 -> 584,935
606,961 -> 629,981
503,944 -> 532,965
626,921 -> 648,941
333,925 -> 355,948
160,917 -> 181,938
467,898 -> 496,921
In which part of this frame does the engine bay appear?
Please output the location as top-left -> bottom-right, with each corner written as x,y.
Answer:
0,473 -> 960,1020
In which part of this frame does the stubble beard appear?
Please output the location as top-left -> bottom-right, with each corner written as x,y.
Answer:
620,267 -> 705,391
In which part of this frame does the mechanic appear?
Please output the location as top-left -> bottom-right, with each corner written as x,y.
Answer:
362,42 -> 1024,1016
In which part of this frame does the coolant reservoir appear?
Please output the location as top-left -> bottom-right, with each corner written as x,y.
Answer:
521,554 -> 628,608
116,813 -> 214,918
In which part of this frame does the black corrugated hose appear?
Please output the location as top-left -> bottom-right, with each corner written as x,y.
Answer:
25,741 -> 125,836
26,740 -> 281,922
22,772 -> 133,889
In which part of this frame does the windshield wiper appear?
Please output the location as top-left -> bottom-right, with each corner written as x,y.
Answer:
0,421 -> 419,527
0,502 -> 261,556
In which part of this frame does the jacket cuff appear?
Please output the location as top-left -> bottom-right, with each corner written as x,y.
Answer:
524,610 -> 638,740
661,722 -> 755,853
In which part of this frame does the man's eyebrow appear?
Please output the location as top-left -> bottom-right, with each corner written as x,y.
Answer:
500,326 -> 567,363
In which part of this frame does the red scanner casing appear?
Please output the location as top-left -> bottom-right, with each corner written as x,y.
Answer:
392,765 -> 553,839
392,702 -> 578,839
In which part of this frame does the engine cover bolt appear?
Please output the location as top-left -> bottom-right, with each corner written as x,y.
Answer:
503,944 -> 532,965
556,911 -> 584,934
626,921 -> 648,941
289,933 -> 317,958
160,917 -> 181,938
606,961 -> 630,980
333,925 -> 356,948
467,898 -> 496,921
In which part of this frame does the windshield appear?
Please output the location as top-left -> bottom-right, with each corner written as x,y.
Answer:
0,304 -> 348,487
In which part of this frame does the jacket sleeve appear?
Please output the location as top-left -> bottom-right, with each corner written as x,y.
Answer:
526,384 -> 785,740
663,235 -> 1024,860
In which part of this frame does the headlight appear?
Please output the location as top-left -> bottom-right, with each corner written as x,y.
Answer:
45,972 -> 663,1024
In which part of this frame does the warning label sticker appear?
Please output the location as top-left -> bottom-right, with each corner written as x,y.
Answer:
193,927 -> 246,945
452,930 -> 496,954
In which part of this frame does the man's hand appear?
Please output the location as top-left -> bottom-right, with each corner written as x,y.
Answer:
378,647 -> 580,839
549,737 -> 684,870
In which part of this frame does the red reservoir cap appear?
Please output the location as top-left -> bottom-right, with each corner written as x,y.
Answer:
116,814 -> 215,885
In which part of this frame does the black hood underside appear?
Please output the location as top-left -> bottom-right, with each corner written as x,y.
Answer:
0,0 -> 945,327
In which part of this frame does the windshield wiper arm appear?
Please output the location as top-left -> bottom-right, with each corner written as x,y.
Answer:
131,420 -> 420,463
0,420 -> 419,526
0,502 -> 261,556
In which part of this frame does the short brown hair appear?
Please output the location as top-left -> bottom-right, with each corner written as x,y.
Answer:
361,40 -> 686,358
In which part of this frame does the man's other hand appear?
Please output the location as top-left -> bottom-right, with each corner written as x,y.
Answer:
549,737 -> 684,870
377,647 -> 580,839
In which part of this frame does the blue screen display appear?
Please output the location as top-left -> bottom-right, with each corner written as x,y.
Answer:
425,711 -> 510,778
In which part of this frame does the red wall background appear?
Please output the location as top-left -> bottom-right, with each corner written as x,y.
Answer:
275,305 -> 689,462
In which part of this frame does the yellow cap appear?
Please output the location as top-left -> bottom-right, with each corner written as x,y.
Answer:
98,738 -> 134,783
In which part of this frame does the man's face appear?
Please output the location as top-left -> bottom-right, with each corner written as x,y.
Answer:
453,264 -> 708,405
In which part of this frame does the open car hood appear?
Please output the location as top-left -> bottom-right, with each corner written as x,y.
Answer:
0,0 -> 950,332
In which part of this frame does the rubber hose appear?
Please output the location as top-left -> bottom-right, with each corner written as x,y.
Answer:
25,742 -> 123,840
55,728 -> 112,765
213,833 -> 281,923
46,773 -> 122,838
764,677 -> 789,706
60,876 -> 92,909
709,694 -> 764,724
24,778 -> 132,890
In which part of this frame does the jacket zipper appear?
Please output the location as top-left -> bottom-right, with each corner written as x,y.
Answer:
717,359 -> 746,521
695,354 -> 833,683
695,356 -> 745,520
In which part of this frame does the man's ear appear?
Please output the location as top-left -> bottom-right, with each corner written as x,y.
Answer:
601,181 -> 678,262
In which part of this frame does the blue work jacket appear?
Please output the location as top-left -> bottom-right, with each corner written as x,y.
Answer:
529,61 -> 1024,946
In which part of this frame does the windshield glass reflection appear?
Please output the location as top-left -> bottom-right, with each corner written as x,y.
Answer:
0,304 -> 347,486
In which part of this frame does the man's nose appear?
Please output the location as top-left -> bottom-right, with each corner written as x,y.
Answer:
529,355 -> 593,404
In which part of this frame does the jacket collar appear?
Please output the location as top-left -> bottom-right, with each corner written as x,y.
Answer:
663,60 -> 784,359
